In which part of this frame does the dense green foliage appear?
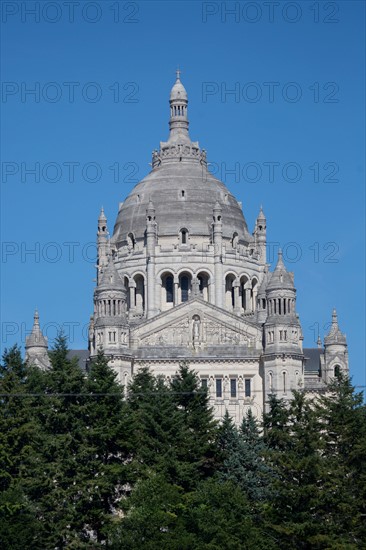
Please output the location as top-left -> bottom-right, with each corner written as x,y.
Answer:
0,340 -> 365,549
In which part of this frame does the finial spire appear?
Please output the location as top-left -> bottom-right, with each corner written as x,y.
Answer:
169,70 -> 189,142
324,308 -> 347,345
332,308 -> 338,324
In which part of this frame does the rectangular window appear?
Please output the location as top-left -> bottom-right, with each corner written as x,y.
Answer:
230,378 -> 237,398
201,378 -> 208,390
245,378 -> 251,398
216,378 -> 222,398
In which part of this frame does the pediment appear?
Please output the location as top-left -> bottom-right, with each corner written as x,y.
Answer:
131,298 -> 262,351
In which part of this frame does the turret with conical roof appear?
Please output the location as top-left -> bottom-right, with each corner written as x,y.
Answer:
262,250 -> 304,406
323,308 -> 348,382
25,310 -> 50,370
90,254 -> 129,358
264,250 -> 301,349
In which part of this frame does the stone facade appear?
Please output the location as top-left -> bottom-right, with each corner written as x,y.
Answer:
25,73 -> 349,422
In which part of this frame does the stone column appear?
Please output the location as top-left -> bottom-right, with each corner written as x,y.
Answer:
245,287 -> 252,312
213,202 -> 223,309
233,279 -> 241,314
174,277 -> 179,306
146,201 -> 157,319
129,281 -> 135,312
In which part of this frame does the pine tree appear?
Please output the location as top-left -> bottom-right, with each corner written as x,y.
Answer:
0,346 -> 44,548
81,348 -> 131,544
265,391 -> 328,548
126,367 -> 185,486
238,409 -> 274,502
170,363 -> 217,489
314,374 -> 366,546
216,409 -> 273,503
23,332 -> 90,548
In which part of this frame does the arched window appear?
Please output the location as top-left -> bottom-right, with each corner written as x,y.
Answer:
334,364 -> 341,378
180,228 -> 188,244
197,272 -> 209,301
225,275 -> 235,309
134,275 -> 145,312
283,372 -> 287,393
240,276 -> 249,311
165,275 -> 173,303
268,372 -> 273,391
180,275 -> 190,302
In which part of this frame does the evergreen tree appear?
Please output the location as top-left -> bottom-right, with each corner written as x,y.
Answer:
216,409 -> 273,503
0,346 -> 44,548
22,333 -> 90,548
314,374 -> 366,546
81,348 -> 131,544
265,391 -> 328,548
170,363 -> 217,488
111,476 -> 275,550
126,367 -> 185,486
110,474 -> 185,550
238,409 -> 273,502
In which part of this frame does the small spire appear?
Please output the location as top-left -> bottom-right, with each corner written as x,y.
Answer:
99,206 -> 106,220
332,308 -> 338,324
147,197 -> 155,211
267,248 -> 294,291
26,309 -> 48,349
324,308 -> 347,345
317,335 -> 322,348
176,67 -> 181,81
276,248 -> 285,268
214,200 -> 222,212
257,205 -> 266,220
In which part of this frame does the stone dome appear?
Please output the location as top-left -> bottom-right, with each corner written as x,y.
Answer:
112,161 -> 251,244
113,72 -> 252,246
170,75 -> 188,101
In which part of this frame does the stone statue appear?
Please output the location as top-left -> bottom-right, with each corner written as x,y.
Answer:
192,315 -> 201,343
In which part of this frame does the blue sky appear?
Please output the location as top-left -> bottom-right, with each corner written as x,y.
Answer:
1,1 -> 365,390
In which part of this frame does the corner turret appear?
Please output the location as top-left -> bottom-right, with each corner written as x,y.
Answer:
25,310 -> 50,370
262,250 -> 304,406
323,308 -> 348,382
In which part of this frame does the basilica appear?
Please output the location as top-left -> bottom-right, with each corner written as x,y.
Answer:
25,73 -> 349,422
